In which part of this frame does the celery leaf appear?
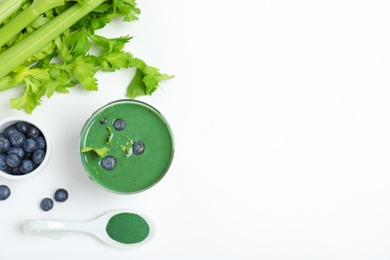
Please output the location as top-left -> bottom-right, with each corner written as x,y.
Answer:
10,85 -> 42,114
69,28 -> 90,57
127,58 -> 174,98
81,146 -> 110,158
64,57 -> 98,91
127,68 -> 146,98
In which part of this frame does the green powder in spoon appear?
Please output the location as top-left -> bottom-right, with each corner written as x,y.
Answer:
106,213 -> 150,244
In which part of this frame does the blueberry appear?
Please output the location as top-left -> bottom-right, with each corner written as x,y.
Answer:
0,185 -> 11,201
2,166 -> 11,174
40,198 -> 53,211
0,154 -> 7,171
5,153 -> 22,168
54,188 -> 69,202
11,166 -> 23,175
0,154 -> 12,173
3,124 -> 18,138
26,126 -> 40,139
113,118 -> 126,131
23,138 -> 37,153
132,141 -> 145,155
19,159 -> 34,174
35,136 -> 46,150
15,121 -> 30,133
9,131 -> 25,147
7,147 -> 25,158
101,156 -> 116,170
32,149 -> 45,165
0,136 -> 11,153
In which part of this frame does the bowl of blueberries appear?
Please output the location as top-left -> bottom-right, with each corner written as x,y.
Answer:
0,116 -> 50,180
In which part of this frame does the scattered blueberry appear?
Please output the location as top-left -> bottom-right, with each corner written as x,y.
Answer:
132,141 -> 145,155
0,185 -> 11,201
5,153 -> 22,168
0,185 -> 11,200
19,159 -> 34,174
0,136 -> 11,153
113,118 -> 126,131
101,156 -> 116,170
54,188 -> 69,202
9,131 -> 25,147
40,198 -> 54,211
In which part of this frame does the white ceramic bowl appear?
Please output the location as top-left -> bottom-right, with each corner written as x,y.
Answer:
0,116 -> 51,180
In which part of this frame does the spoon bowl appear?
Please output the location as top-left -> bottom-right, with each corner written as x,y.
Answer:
23,210 -> 154,248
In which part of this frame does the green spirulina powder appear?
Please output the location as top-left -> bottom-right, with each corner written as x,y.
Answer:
106,213 -> 150,244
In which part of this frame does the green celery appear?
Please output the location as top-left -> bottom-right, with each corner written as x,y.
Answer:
0,0 -> 105,80
0,0 -> 24,24
0,0 -> 173,113
0,76 -> 23,91
0,0 -> 66,48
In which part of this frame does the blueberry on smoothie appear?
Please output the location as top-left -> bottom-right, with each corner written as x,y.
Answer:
113,118 -> 126,131
54,188 -> 69,202
101,156 -> 116,170
40,198 -> 54,211
132,141 -> 145,155
0,185 -> 11,201
9,131 -> 25,147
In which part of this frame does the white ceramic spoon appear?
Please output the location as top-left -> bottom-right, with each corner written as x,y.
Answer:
23,210 -> 153,248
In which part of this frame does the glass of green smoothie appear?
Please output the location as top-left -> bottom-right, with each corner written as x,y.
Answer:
79,99 -> 174,194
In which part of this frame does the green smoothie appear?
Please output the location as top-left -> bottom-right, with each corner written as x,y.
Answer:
80,100 -> 174,194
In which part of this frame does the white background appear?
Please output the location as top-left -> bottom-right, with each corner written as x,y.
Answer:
1,0 -> 390,259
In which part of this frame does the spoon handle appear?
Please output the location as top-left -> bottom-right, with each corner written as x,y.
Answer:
23,219 -> 96,239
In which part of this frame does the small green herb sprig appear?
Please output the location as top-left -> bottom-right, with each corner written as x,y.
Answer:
81,146 -> 109,158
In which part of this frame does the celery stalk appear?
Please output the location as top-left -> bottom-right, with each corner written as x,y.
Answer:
0,0 -> 105,79
0,76 -> 23,91
0,0 -> 65,48
0,0 -> 23,24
